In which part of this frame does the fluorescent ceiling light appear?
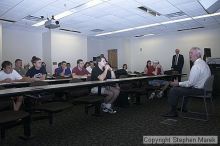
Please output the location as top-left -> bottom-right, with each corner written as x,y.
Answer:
192,12 -> 220,19
54,10 -> 74,20
85,0 -> 103,8
32,20 -> 47,27
160,18 -> 192,25
144,34 -> 154,36
96,12 -> 220,36
135,23 -> 161,29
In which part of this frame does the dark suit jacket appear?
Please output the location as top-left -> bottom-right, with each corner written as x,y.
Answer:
171,54 -> 184,73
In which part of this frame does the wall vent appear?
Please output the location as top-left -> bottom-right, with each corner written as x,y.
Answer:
177,26 -> 204,32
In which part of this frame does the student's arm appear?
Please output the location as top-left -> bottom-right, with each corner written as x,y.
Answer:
0,78 -> 13,83
97,65 -> 110,81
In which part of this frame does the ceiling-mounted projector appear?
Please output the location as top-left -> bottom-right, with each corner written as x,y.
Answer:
44,15 -> 60,29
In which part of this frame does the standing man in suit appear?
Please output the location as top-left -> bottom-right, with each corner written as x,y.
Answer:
171,49 -> 184,81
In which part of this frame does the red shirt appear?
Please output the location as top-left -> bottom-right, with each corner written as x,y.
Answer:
72,66 -> 90,76
147,66 -> 162,76
146,66 -> 155,76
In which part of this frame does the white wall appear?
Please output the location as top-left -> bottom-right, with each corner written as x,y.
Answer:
2,27 -> 42,66
50,31 -> 87,73
87,37 -> 132,70
42,31 -> 52,73
88,28 -> 220,75
130,28 -> 220,74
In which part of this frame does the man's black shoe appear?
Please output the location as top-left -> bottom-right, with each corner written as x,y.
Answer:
162,111 -> 178,117
177,107 -> 188,113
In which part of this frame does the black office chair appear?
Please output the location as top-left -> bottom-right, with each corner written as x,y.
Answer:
0,87 -> 31,140
24,81 -> 72,125
180,75 -> 214,121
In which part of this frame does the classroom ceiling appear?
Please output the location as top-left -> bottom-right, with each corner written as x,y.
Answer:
0,0 -> 220,37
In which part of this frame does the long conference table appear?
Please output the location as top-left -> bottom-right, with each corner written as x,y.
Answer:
0,75 -> 179,97
0,74 -> 183,139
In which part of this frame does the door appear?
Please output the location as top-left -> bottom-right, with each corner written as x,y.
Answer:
108,49 -> 118,69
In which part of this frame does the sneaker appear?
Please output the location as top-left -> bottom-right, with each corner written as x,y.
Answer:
157,91 -> 164,98
102,107 -> 109,113
106,107 -> 117,114
101,103 -> 106,109
149,92 -> 155,99
102,107 -> 117,114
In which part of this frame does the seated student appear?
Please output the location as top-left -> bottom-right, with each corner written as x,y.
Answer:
54,61 -> 71,77
91,56 -> 120,114
14,59 -> 27,76
144,60 -> 152,75
115,64 -> 128,78
86,61 -> 95,74
72,59 -> 90,78
147,60 -> 169,99
54,62 -> 62,76
26,56 -> 47,80
0,61 -> 28,111
66,63 -> 72,73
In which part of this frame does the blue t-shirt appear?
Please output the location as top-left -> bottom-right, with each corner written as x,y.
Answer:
26,66 -> 47,78
55,67 -> 71,76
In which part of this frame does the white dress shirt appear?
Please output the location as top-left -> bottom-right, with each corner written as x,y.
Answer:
179,58 -> 211,89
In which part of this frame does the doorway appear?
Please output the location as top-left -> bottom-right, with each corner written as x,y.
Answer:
108,49 -> 118,69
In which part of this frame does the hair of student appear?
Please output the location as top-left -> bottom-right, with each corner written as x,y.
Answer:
146,60 -> 151,68
1,61 -> 12,70
84,62 -> 90,68
77,59 -> 83,64
123,64 -> 127,68
96,55 -> 106,64
15,59 -> 22,63
61,61 -> 67,64
58,62 -> 62,67
31,56 -> 41,64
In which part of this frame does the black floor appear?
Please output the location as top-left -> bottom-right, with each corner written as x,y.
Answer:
1,96 -> 220,146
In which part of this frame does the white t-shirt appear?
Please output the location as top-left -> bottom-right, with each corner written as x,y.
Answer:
0,69 -> 22,81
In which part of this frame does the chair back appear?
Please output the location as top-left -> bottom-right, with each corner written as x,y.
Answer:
203,75 -> 214,96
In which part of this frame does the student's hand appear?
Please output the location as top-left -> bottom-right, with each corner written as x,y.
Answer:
105,64 -> 111,70
170,79 -> 179,86
4,78 -> 12,83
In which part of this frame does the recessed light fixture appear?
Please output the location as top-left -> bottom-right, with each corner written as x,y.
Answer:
95,12 -> 220,36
